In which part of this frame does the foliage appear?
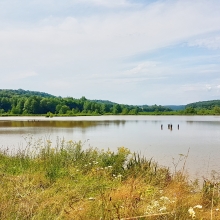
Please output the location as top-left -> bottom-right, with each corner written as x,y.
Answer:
0,89 -> 172,116
0,89 -> 54,98
186,100 -> 220,109
2,89 -> 220,116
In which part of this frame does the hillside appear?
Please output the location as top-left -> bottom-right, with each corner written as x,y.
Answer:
165,105 -> 185,111
91,99 -> 117,105
186,100 -> 220,109
0,89 -> 55,98
2,89 -> 220,115
0,89 -> 173,115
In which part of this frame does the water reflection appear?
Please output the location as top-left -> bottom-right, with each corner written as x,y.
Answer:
0,120 -> 127,128
0,116 -> 220,179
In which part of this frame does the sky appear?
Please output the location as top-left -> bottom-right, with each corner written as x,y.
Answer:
0,0 -> 220,105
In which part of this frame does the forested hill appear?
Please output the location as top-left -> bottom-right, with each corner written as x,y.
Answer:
186,100 -> 220,109
0,89 -> 172,115
164,105 -> 185,111
0,89 -> 54,98
91,99 -> 117,105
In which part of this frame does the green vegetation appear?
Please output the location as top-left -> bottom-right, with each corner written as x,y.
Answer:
0,139 -> 219,219
1,89 -> 220,116
187,100 -> 220,109
0,89 -> 172,116
184,100 -> 220,115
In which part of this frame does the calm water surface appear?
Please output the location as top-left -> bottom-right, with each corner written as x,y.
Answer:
0,115 -> 220,179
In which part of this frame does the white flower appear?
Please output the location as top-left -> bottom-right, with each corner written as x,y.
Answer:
159,206 -> 167,212
152,201 -> 160,208
193,205 -> 202,209
160,196 -> 170,203
188,207 -> 196,219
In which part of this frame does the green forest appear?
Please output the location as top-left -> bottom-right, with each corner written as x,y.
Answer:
0,89 -> 172,116
0,89 -> 220,116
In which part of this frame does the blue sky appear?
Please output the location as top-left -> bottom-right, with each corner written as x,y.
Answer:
1,0 -> 220,105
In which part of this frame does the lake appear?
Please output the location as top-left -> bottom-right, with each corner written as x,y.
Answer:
0,115 -> 220,180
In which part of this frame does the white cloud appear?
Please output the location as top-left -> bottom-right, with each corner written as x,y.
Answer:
122,61 -> 158,76
44,79 -> 73,90
76,0 -> 133,8
1,0 -> 220,60
5,71 -> 38,82
189,36 -> 220,49
0,0 -> 220,104
206,85 -> 212,91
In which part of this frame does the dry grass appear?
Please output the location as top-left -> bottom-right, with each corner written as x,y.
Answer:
0,139 -> 220,219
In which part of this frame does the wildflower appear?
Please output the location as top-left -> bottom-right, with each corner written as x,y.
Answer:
159,206 -> 167,212
160,196 -> 170,203
193,205 -> 202,209
188,207 -> 196,219
152,201 -> 160,208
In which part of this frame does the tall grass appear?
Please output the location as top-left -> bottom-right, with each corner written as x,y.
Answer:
0,139 -> 220,219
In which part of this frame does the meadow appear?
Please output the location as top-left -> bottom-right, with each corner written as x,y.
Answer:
0,138 -> 220,219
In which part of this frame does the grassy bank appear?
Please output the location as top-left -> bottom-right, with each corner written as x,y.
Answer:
0,139 -> 219,219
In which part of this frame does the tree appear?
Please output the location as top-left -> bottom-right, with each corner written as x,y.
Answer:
40,98 -> 57,114
0,97 -> 11,112
129,108 -> 138,115
23,96 -> 41,114
59,105 -> 70,114
100,104 -> 107,114
121,107 -> 129,115
83,101 -> 92,113
213,106 -> 220,115
112,104 -> 122,114
184,107 -> 197,115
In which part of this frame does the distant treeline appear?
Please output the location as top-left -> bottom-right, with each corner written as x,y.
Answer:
0,89 -> 172,116
1,89 -> 220,116
186,100 -> 220,109
182,100 -> 220,115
